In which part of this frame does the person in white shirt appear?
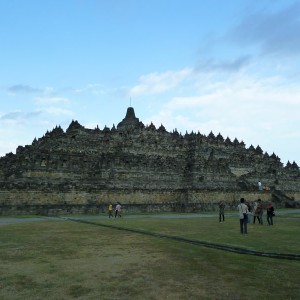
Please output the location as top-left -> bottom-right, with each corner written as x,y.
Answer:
115,202 -> 122,218
258,181 -> 262,191
238,198 -> 249,234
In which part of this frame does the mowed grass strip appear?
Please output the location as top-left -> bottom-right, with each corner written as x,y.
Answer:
91,212 -> 300,255
0,213 -> 299,300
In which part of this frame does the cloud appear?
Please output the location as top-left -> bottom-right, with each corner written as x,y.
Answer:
7,84 -> 41,94
35,97 -> 70,105
0,110 -> 42,122
0,111 -> 23,121
231,2 -> 300,56
166,74 -> 300,116
129,68 -> 192,96
44,107 -> 73,116
74,83 -> 108,95
195,55 -> 252,73
34,96 -> 73,116
147,69 -> 300,164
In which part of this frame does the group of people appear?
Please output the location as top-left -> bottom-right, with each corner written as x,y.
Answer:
258,180 -> 271,192
219,198 -> 275,234
108,202 -> 122,218
108,198 -> 275,231
238,198 -> 275,234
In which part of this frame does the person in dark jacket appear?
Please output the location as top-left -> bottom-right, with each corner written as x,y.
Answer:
219,201 -> 225,222
266,201 -> 275,225
256,199 -> 264,224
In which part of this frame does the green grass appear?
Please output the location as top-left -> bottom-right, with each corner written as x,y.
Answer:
0,212 -> 299,300
0,215 -> 42,219
93,213 -> 300,254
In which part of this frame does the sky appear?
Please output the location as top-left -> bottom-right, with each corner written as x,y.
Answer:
1,0 -> 300,165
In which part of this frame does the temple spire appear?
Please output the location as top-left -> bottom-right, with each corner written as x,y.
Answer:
117,107 -> 142,131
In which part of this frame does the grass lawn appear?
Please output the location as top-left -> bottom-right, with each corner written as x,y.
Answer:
0,211 -> 299,300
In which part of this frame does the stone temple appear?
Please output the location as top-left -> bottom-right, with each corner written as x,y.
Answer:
0,107 -> 299,215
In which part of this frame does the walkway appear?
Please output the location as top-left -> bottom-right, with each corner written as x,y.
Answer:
1,209 -> 299,224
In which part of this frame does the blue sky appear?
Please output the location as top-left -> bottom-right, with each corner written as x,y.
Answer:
1,0 -> 300,165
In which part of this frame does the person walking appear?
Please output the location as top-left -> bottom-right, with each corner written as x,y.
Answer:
253,201 -> 259,224
266,201 -> 275,225
115,202 -> 122,218
108,203 -> 113,218
219,201 -> 225,222
256,199 -> 264,225
238,198 -> 248,234
246,201 -> 251,224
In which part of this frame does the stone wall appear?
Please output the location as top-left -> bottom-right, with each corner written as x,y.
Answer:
1,188 -> 299,215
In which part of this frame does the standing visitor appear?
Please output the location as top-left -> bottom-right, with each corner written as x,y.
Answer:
258,180 -> 262,191
246,201 -> 251,224
108,203 -> 113,218
238,198 -> 249,234
257,199 -> 264,225
266,201 -> 275,225
253,201 -> 259,224
219,201 -> 225,222
115,202 -> 122,218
